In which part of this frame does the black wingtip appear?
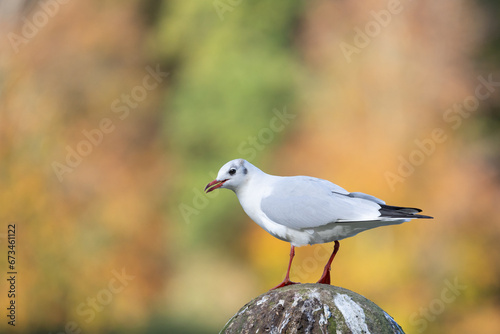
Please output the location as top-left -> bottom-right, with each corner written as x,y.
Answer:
413,214 -> 434,219
379,204 -> 433,219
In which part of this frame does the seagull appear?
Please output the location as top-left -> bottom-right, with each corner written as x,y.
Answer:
205,159 -> 432,290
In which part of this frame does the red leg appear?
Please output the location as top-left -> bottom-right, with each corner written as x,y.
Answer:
316,241 -> 340,285
270,245 -> 299,290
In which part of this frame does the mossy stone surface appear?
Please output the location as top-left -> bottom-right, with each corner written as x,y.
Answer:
220,283 -> 404,334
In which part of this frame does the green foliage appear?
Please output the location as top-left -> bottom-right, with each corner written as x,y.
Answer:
157,1 -> 304,246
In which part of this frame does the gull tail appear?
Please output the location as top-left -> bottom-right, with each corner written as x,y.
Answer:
379,205 -> 433,219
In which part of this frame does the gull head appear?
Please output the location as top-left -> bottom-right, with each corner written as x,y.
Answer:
205,159 -> 252,193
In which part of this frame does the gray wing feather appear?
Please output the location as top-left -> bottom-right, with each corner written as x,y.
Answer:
348,192 -> 386,205
260,176 -> 382,229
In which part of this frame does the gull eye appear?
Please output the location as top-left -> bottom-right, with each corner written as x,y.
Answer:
229,168 -> 236,176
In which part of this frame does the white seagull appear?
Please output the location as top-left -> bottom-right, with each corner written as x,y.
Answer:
205,159 -> 432,289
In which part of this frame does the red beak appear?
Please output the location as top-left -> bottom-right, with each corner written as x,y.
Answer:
205,179 -> 227,193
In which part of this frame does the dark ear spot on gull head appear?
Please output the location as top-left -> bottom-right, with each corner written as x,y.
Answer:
238,159 -> 248,174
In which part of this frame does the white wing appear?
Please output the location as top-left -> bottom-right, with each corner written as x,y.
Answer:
260,176 -> 384,229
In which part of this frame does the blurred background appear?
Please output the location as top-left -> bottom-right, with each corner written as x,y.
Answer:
0,0 -> 499,333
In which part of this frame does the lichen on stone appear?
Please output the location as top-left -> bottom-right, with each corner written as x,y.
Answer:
220,284 -> 405,334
